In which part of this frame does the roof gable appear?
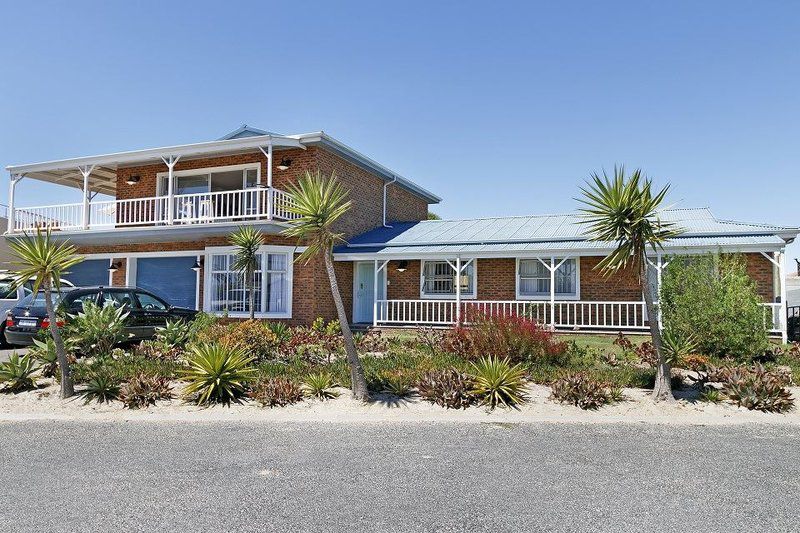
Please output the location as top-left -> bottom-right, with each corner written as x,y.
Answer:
218,125 -> 280,140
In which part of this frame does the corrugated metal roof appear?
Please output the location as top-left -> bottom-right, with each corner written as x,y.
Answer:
336,208 -> 796,257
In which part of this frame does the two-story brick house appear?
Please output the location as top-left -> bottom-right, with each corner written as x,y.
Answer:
5,126 -> 798,341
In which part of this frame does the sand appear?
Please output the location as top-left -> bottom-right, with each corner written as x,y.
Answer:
0,380 -> 799,425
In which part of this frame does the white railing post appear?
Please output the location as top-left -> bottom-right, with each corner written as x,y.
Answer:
161,156 -> 180,225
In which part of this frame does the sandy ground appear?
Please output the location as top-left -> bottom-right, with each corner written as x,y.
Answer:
1,380 -> 799,425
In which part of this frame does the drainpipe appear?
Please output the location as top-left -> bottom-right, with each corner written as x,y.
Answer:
383,175 -> 397,227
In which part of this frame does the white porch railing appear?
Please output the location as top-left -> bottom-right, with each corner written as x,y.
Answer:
375,299 -> 649,330
8,187 -> 299,233
761,302 -> 782,334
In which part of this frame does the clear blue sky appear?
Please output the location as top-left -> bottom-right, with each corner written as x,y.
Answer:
1,1 -> 798,258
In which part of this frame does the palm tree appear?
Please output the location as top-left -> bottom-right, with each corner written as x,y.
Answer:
8,228 -> 83,398
282,170 -> 369,400
229,226 -> 264,320
578,166 -> 682,401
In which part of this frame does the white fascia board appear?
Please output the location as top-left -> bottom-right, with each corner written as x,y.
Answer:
6,135 -> 305,175
291,131 -> 442,204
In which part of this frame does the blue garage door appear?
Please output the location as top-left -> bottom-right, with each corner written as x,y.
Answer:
136,256 -> 197,309
65,259 -> 109,287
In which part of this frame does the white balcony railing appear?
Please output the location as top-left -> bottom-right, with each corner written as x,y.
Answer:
8,187 -> 299,233
375,299 -> 785,333
375,300 -> 650,330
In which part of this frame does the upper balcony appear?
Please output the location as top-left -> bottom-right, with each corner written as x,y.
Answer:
8,186 -> 299,234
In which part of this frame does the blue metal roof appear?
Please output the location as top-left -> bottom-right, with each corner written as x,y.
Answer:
335,208 -> 796,257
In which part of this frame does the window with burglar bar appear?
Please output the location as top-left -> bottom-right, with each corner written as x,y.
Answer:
518,258 -> 577,298
421,260 -> 474,297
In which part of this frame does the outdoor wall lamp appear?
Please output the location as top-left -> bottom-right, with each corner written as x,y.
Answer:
191,258 -> 203,272
396,260 -> 408,272
277,158 -> 292,171
126,174 -> 141,185
107,261 -> 121,273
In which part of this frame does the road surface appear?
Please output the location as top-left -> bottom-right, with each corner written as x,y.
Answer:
0,421 -> 797,532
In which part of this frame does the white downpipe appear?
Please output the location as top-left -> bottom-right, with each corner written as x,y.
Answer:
161,156 -> 180,225
383,176 -> 397,227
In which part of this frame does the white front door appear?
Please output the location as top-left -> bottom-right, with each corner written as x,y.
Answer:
354,262 -> 386,323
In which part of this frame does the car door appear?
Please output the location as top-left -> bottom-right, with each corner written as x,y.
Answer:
100,289 -> 146,341
133,290 -> 171,338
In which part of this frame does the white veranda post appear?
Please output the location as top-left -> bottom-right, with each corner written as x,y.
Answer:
761,250 -> 788,344
445,258 -> 473,324
535,256 -> 569,329
161,156 -> 181,225
7,173 -> 23,232
372,260 -> 388,327
78,165 -> 95,229
258,137 -> 274,219
646,254 -> 671,330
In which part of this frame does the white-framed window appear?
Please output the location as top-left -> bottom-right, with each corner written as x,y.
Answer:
420,260 -> 476,299
516,258 -> 579,300
205,245 -> 293,318
157,163 -> 260,196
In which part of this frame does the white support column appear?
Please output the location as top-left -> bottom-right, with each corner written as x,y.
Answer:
161,156 -> 180,225
549,256 -> 556,328
779,250 -> 788,344
7,173 -> 22,233
78,165 -> 95,229
656,254 -> 663,330
455,257 -> 462,324
373,259 -> 379,327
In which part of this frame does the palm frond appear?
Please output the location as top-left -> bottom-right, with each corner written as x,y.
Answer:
7,228 -> 83,293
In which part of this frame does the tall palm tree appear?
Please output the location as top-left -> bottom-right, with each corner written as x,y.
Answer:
282,170 -> 369,400
8,228 -> 83,398
578,166 -> 682,401
229,226 -> 264,320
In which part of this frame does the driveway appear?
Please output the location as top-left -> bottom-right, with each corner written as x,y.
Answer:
0,346 -> 27,362
0,421 -> 797,532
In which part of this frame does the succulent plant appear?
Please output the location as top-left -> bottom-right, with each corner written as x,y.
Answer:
0,353 -> 40,393
181,343 -> 256,405
119,373 -> 173,409
470,356 -> 528,409
249,377 -> 304,407
416,368 -> 475,409
302,372 -> 339,400
81,372 -> 120,404
550,372 -> 612,410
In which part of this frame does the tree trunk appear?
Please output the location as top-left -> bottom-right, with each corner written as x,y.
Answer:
248,267 -> 255,321
323,252 -> 369,400
44,279 -> 74,398
642,261 -> 673,402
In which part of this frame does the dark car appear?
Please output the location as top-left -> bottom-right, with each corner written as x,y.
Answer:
4,286 -> 198,346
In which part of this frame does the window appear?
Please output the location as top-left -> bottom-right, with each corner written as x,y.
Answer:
517,258 -> 578,299
102,291 -> 136,309
207,249 -> 291,316
136,292 -> 169,311
421,260 -> 475,298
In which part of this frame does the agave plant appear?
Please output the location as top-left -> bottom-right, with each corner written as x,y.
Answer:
155,319 -> 192,349
661,328 -> 698,365
470,357 -> 528,409
381,372 -> 414,398
302,372 -> 339,400
66,301 -> 130,357
266,321 -> 292,344
81,372 -> 120,405
0,353 -> 40,393
181,343 -> 256,405
29,334 -> 76,378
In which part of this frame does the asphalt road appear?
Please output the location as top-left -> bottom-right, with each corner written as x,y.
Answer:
0,422 -> 798,532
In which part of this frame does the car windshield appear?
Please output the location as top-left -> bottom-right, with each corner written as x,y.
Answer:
17,291 -> 66,307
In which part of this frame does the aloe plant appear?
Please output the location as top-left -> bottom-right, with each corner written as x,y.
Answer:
0,353 -> 40,393
182,343 -> 256,405
470,357 -> 528,409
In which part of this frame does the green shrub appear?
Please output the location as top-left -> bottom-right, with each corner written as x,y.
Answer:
132,340 -> 183,361
119,373 -> 173,409
550,373 -> 613,410
66,301 -> 130,357
721,364 -> 794,412
302,372 -> 339,400
470,356 -> 528,409
182,343 -> 256,405
0,353 -> 40,393
81,372 -> 120,404
417,368 -> 476,409
265,321 -> 292,344
249,377 -> 304,407
71,353 -> 179,384
215,320 -> 279,362
660,254 -> 770,360
155,319 -> 191,349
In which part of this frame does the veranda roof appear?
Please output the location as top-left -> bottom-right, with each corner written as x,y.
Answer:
333,208 -> 797,259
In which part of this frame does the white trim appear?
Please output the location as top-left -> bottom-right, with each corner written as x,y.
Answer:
203,244 -> 298,319
515,257 -> 581,301
419,259 -> 477,300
